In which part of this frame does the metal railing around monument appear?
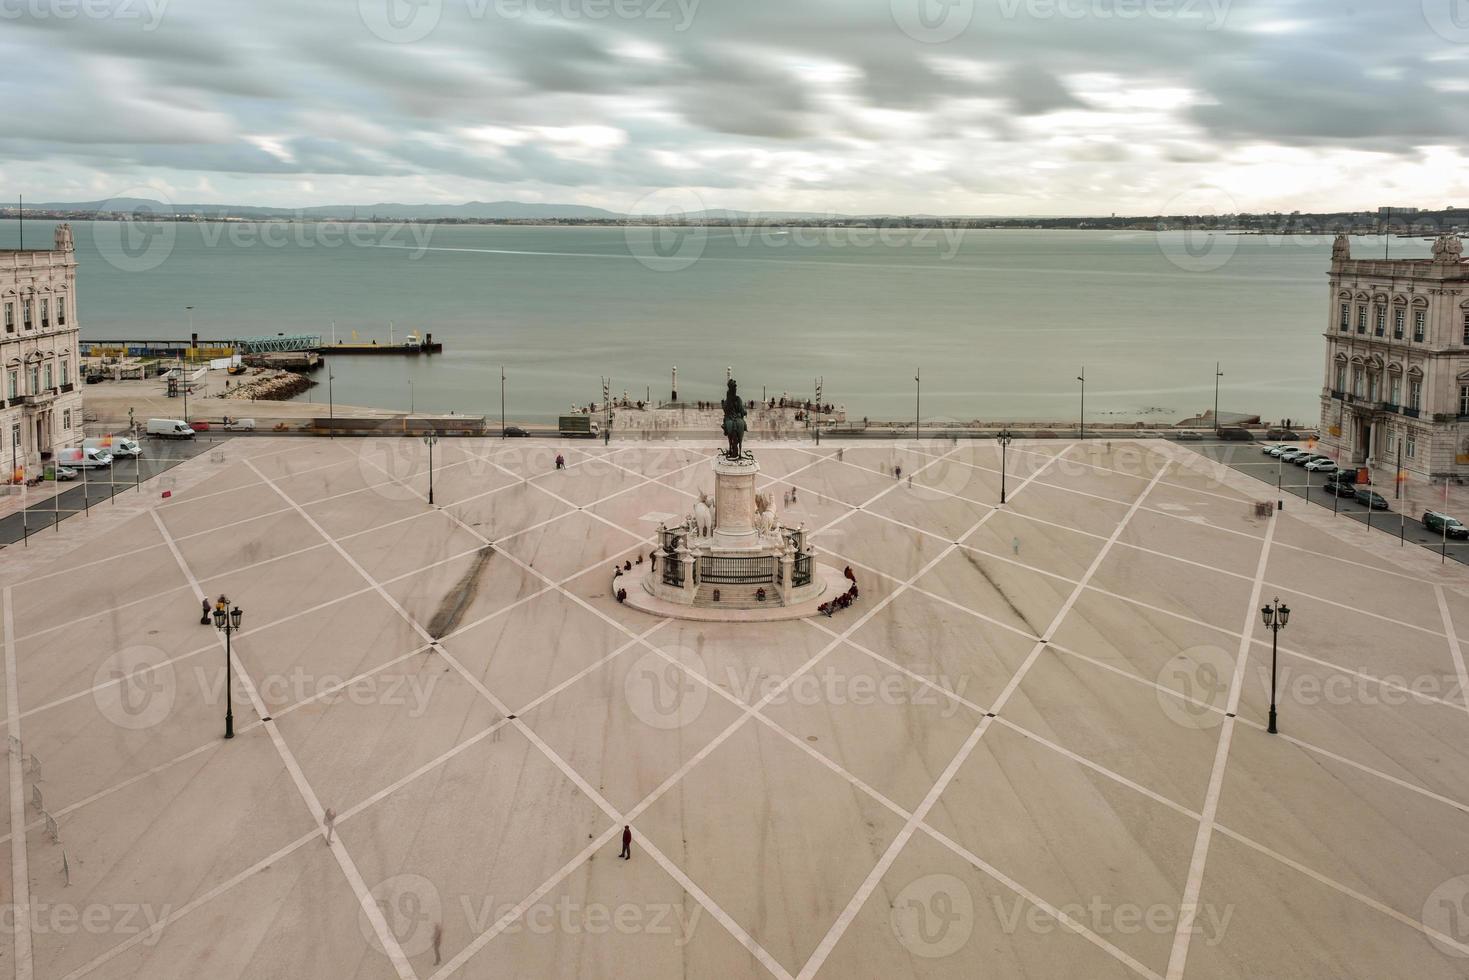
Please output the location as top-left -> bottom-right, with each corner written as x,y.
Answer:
662,552 -> 684,587
699,554 -> 776,585
792,553 -> 813,588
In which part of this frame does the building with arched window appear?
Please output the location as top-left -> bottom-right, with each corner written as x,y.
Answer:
1319,233 -> 1469,481
2,224 -> 83,481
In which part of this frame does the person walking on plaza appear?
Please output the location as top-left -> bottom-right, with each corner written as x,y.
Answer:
555,453 -> 565,470
837,448 -> 844,462
620,825 -> 632,860
200,597 -> 211,625
894,463 -> 902,481
1012,536 -> 1021,556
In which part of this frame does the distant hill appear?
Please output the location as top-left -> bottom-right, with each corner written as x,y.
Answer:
27,198 -> 626,221
22,198 -> 884,222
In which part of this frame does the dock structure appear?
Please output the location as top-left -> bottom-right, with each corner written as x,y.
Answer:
317,331 -> 442,355
80,330 -> 444,360
234,334 -> 323,354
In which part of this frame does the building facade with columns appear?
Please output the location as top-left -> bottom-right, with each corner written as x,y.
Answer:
2,224 -> 83,480
1319,232 -> 1469,482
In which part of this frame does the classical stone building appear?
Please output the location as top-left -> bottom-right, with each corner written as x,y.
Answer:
1319,232 -> 1469,482
2,224 -> 83,479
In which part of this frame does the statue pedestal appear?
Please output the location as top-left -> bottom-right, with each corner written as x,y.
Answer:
712,455 -> 759,549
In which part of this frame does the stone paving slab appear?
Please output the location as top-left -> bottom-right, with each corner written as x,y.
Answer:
3,436 -> 1469,979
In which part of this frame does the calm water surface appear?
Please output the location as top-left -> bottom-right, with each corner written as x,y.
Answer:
0,220 -> 1426,424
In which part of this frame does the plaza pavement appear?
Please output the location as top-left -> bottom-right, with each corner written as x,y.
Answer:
1,434 -> 1468,978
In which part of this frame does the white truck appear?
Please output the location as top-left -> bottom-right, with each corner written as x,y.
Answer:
56,446 -> 113,469
146,419 -> 196,439
84,436 -> 142,457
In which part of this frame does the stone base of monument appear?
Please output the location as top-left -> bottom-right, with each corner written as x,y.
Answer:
632,452 -> 833,621
623,561 -> 844,623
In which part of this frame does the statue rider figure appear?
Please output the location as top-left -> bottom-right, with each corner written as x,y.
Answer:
721,378 -> 747,460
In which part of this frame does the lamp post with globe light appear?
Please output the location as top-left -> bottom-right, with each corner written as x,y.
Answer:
212,597 -> 244,739
1260,597 -> 1290,735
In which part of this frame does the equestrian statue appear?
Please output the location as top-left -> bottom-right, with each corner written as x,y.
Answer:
721,378 -> 747,460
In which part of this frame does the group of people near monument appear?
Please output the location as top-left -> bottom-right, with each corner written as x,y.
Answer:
818,566 -> 860,617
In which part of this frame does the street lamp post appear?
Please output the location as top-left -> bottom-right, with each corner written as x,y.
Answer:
1214,362 -> 1223,435
1077,367 -> 1086,441
1260,597 -> 1290,735
998,427 -> 1013,504
184,306 -> 194,422
327,370 -> 334,439
211,597 -> 244,739
500,365 -> 506,439
914,368 -> 921,441
422,430 -> 439,505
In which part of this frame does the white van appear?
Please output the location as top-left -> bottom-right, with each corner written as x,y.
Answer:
146,419 -> 196,439
57,446 -> 113,469
222,418 -> 256,431
85,436 -> 142,458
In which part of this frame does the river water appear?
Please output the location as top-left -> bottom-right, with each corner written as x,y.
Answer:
1,219 -> 1425,424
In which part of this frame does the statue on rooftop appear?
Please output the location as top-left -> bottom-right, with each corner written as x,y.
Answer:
1432,233 -> 1463,265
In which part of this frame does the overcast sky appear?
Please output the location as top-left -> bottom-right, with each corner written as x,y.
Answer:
4,0 -> 1469,214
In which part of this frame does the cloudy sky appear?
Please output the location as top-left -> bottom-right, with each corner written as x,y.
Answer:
4,0 -> 1469,214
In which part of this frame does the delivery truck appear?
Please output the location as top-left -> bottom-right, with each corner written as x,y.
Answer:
557,416 -> 600,438
84,436 -> 142,458
145,419 -> 196,439
56,446 -> 113,469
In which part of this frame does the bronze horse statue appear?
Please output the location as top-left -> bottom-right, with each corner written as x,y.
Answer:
721,379 -> 747,460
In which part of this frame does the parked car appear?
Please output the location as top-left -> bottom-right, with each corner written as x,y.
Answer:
1304,458 -> 1338,473
1326,480 -> 1357,497
1277,449 -> 1309,462
189,420 -> 211,432
1423,511 -> 1469,539
46,465 -> 78,481
504,425 -> 529,437
1174,431 -> 1203,441
1260,443 -> 1286,455
1354,487 -> 1390,510
1292,452 -> 1328,466
1268,445 -> 1296,457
